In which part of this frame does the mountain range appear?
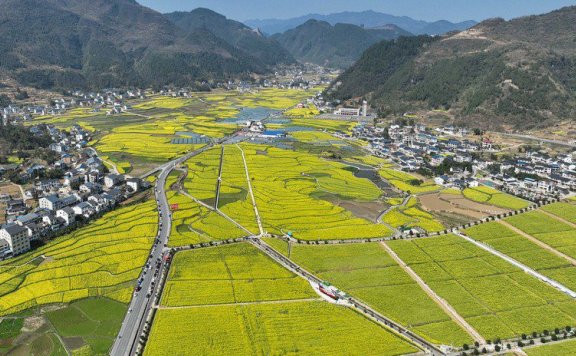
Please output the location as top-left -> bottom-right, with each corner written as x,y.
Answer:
0,0 -> 267,90
328,6 -> 576,129
165,8 -> 295,67
272,20 -> 411,68
246,11 -> 477,36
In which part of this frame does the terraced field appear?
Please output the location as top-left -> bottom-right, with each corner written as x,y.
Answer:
264,239 -> 472,346
34,88 -> 320,175
379,168 -> 440,194
387,234 -> 576,340
465,222 -> 576,291
382,196 -> 445,232
241,143 -> 392,240
462,186 -> 530,210
146,242 -> 419,356
0,201 -> 157,316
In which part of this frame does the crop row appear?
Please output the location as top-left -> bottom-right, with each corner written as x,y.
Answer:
387,234 -> 576,340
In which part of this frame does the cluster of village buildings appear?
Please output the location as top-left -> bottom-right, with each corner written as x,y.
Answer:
350,123 -> 576,201
0,124 -> 145,260
1,89 -> 146,124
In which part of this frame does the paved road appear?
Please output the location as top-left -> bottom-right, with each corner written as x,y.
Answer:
456,231 -> 576,298
236,144 -> 264,235
111,143 -> 216,356
500,133 -> 576,148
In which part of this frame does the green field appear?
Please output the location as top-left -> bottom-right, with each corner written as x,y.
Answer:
0,201 -> 157,315
465,222 -> 576,291
387,234 -> 576,340
525,338 -> 576,355
264,239 -> 471,346
462,186 -> 530,210
161,243 -> 315,306
541,202 -> 576,224
0,297 -> 125,355
47,298 -> 126,355
505,210 -> 574,236
147,242 -> 418,356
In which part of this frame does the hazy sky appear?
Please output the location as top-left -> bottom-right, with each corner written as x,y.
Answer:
138,0 -> 576,22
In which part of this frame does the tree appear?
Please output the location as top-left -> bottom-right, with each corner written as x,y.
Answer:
0,94 -> 11,107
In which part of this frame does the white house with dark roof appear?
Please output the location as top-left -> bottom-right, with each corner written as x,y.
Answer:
56,207 -> 76,225
0,225 -> 31,255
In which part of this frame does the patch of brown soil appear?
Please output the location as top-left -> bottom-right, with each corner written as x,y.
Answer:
420,192 -> 509,219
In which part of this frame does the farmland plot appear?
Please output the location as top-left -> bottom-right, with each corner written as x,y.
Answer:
218,145 -> 260,234
146,302 -> 418,356
161,243 -> 315,306
147,242 -> 418,356
241,143 -> 392,240
167,191 -> 247,246
465,222 -> 576,291
264,239 -> 471,346
462,186 -> 530,210
541,202 -> 576,224
387,234 -> 576,340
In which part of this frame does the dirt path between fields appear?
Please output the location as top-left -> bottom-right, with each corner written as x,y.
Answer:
157,298 -> 322,309
380,241 -> 486,344
498,220 -> 576,266
539,210 -> 576,229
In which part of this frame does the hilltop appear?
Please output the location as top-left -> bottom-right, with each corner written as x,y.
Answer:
0,0 -> 265,90
328,6 -> 576,129
272,19 -> 411,68
165,8 -> 295,67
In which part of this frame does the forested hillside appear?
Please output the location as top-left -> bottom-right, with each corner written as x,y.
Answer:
166,8 -> 295,67
328,7 -> 576,129
0,0 -> 266,90
273,20 -> 411,68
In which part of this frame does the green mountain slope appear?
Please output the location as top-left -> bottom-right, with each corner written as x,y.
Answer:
166,8 -> 295,67
328,6 -> 576,129
0,0 -> 264,89
273,20 -> 411,68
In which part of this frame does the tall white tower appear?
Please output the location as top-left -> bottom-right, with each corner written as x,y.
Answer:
362,100 -> 368,117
